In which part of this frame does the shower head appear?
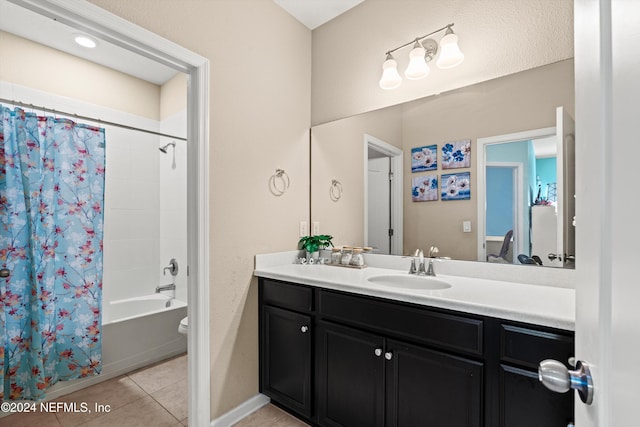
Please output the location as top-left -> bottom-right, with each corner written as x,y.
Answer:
159,142 -> 176,153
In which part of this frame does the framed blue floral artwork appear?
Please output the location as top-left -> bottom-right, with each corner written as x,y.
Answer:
412,175 -> 438,202
411,145 -> 437,172
441,139 -> 471,169
441,172 -> 471,201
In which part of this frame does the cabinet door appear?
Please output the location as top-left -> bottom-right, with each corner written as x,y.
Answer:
500,365 -> 573,427
261,305 -> 312,418
385,340 -> 483,427
316,321 -> 385,427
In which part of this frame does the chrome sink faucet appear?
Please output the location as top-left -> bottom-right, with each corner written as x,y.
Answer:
409,249 -> 427,275
426,246 -> 439,276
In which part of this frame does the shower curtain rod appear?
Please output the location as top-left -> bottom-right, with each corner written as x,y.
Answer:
0,97 -> 187,142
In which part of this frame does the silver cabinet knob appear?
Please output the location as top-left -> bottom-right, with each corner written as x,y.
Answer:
548,253 -> 560,261
0,268 -> 10,278
384,351 -> 393,360
538,359 -> 593,404
300,325 -> 309,333
374,348 -> 383,357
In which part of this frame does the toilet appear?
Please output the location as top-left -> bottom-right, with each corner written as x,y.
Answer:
178,316 -> 188,335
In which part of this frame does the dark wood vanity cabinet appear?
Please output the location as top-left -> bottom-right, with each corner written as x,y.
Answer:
497,324 -> 575,427
259,280 -> 313,418
259,278 -> 574,427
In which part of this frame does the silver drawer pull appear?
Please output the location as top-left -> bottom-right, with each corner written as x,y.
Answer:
300,325 -> 309,333
384,351 -> 393,361
374,348 -> 382,357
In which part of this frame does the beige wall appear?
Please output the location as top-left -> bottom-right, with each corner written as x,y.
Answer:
88,0 -> 311,418
311,0 -> 573,125
0,30 -> 160,120
160,72 -> 187,120
311,106 -> 402,247
311,59 -> 574,260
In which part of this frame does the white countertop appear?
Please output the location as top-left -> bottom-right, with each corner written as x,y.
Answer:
254,262 -> 575,331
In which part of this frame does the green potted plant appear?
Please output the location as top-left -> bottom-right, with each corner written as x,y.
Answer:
298,234 -> 333,260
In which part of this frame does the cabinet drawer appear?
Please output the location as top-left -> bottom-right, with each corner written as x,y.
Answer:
500,324 -> 574,370
319,290 -> 483,355
261,279 -> 313,313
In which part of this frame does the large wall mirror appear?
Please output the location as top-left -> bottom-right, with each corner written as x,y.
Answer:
311,59 -> 575,268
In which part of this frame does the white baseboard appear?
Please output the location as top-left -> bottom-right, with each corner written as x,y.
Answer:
210,393 -> 270,427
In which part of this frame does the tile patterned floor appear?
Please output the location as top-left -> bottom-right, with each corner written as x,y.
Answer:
0,354 -> 310,427
231,404 -> 310,427
0,354 -> 188,427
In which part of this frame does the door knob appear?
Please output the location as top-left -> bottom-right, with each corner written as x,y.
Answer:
0,268 -> 10,278
538,359 -> 593,404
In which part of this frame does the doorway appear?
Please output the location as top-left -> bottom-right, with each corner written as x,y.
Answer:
2,1 -> 211,425
364,134 -> 403,255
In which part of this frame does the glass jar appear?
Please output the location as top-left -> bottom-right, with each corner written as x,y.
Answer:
331,248 -> 342,265
351,248 -> 364,267
340,246 -> 353,265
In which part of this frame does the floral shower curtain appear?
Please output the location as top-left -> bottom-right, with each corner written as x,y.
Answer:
0,105 -> 105,400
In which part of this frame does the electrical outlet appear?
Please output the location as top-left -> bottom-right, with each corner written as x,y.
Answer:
313,221 -> 320,235
299,221 -> 308,237
463,221 -> 472,233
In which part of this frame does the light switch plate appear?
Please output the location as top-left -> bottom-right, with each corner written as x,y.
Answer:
313,221 -> 320,235
463,221 -> 472,233
299,221 -> 308,237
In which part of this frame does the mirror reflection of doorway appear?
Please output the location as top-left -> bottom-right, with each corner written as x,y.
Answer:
364,134 -> 403,255
477,107 -> 575,268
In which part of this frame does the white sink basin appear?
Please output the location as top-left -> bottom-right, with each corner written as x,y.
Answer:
367,274 -> 452,290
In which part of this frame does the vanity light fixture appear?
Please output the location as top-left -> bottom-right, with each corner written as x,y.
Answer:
379,23 -> 464,90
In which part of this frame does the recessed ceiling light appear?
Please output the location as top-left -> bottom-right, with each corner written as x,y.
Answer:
74,34 -> 97,49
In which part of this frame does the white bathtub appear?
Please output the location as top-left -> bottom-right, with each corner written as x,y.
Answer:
44,293 -> 188,400
103,293 -> 187,325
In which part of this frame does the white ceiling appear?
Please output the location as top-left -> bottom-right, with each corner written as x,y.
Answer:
273,0 -> 365,30
0,1 -> 178,85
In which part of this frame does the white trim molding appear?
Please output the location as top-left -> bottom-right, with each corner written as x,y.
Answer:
210,394 -> 270,427
6,1 -> 211,425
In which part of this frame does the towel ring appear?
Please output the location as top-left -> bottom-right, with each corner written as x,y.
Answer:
330,179 -> 343,202
269,168 -> 290,196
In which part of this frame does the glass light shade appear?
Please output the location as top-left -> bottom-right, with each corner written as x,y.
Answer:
404,45 -> 430,80
379,57 -> 402,90
436,32 -> 464,69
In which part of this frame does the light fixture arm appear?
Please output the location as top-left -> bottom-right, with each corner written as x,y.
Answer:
384,23 -> 454,56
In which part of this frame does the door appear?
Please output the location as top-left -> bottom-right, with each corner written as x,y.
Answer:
554,106 -> 575,267
364,134 -> 403,255
385,340 -> 482,427
574,0 -> 640,425
261,306 -> 312,418
368,157 -> 391,254
317,321 -> 385,427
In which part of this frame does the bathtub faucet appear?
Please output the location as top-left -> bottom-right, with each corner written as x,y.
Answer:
163,258 -> 179,277
156,283 -> 176,293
